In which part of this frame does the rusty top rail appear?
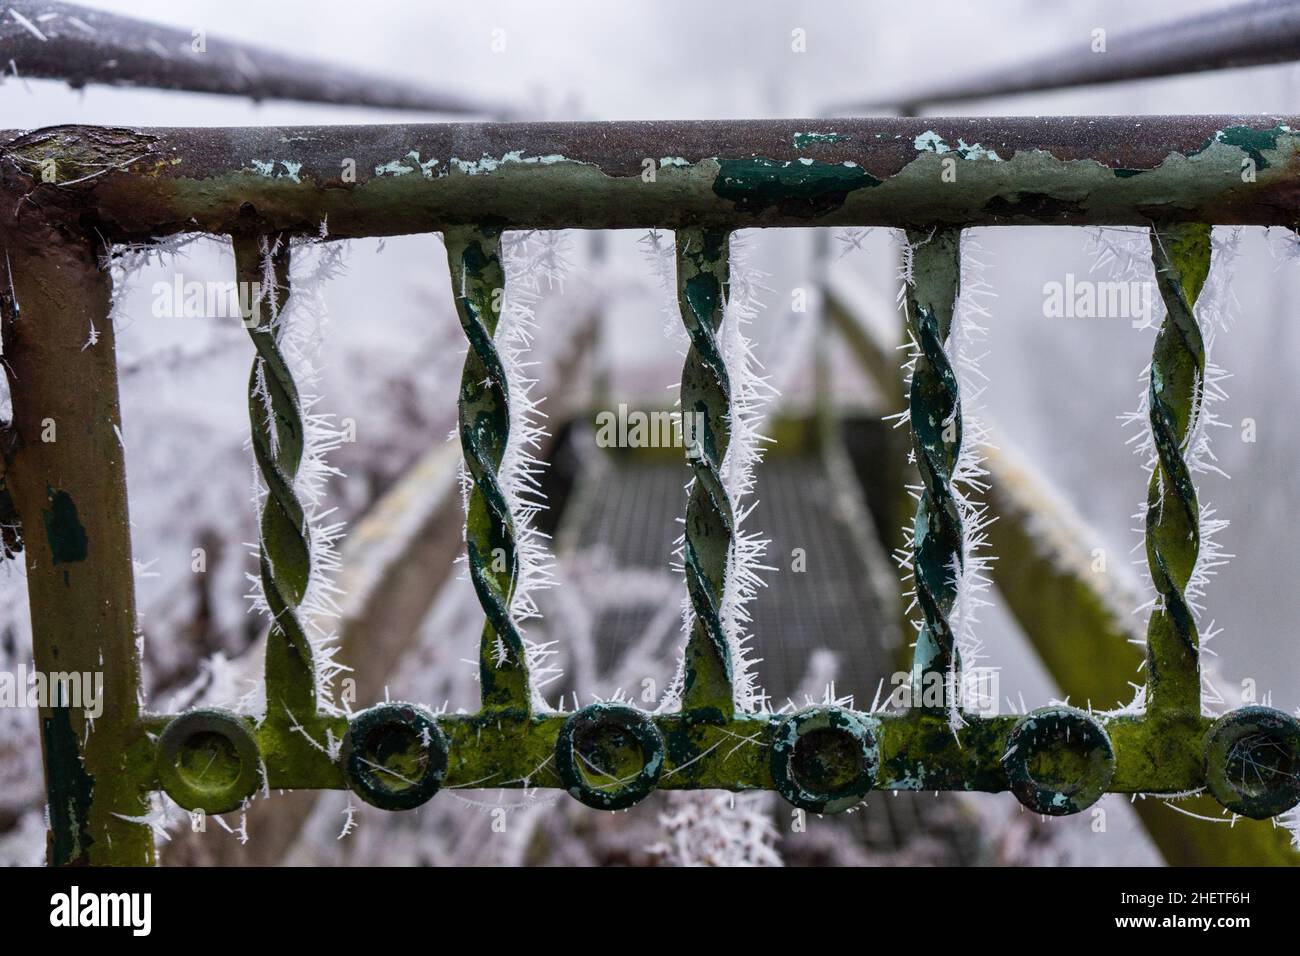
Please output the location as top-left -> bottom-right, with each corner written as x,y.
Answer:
1,0 -> 504,115
840,0 -> 1300,112
1,116 -> 1297,244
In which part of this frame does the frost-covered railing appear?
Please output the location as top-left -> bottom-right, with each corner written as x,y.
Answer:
2,117 -> 1300,866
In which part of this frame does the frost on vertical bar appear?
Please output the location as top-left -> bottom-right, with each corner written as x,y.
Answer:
1143,223 -> 1211,715
901,228 -> 964,719
674,227 -> 736,716
446,225 -> 532,713
233,234 -> 321,723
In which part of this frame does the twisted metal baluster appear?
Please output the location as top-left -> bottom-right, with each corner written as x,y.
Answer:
1145,223 -> 1211,714
445,226 -> 531,713
233,234 -> 317,720
902,228 -> 964,712
675,227 -> 735,716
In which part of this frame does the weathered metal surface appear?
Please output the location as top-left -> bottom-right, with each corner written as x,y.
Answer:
1144,224 -> 1210,715
233,236 -> 321,722
555,703 -> 665,809
845,0 -> 1300,111
901,229 -> 964,714
0,234 -> 154,865
2,118 -> 1299,241
1002,706 -> 1115,816
822,263 -> 1300,863
675,227 -> 735,716
446,226 -> 532,713
0,421 -> 20,559
770,706 -> 879,813
1,0 -> 501,114
182,306 -> 600,865
135,706 -> 1253,795
5,114 -> 1299,862
341,702 -> 448,810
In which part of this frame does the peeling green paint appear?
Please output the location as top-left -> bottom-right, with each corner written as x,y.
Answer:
41,488 -> 87,565
793,131 -> 849,149
250,159 -> 303,182
713,157 -> 880,216
914,130 -> 1004,161
374,150 -> 439,179
22,119 -> 1300,864
1196,124 -> 1294,170
43,707 -> 94,866
450,150 -> 570,176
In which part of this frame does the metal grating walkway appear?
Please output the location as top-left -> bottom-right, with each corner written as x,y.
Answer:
554,450 -> 981,863
561,457 -> 892,704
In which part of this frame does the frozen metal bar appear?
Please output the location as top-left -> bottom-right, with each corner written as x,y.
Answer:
0,233 -> 153,865
1143,223 -> 1211,715
843,0 -> 1300,111
675,227 -> 735,715
1,117 -> 1298,241
1,0 -> 502,114
445,226 -> 532,713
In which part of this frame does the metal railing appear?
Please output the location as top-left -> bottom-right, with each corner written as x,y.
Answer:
3,115 -> 1300,865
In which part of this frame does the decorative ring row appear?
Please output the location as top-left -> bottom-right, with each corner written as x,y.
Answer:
151,703 -> 1300,820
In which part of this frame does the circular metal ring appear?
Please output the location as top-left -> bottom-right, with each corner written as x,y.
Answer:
341,702 -> 448,811
555,703 -> 664,810
770,706 -> 878,814
1002,706 -> 1115,816
1204,705 -> 1300,820
156,708 -> 261,814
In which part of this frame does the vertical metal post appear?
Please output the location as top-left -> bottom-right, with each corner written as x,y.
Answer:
1144,222 -> 1211,715
232,235 -> 319,723
0,236 -> 154,865
675,226 -> 735,716
902,228 -> 964,715
446,225 -> 532,713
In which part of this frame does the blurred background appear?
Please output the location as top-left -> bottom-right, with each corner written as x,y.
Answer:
1,0 -> 1299,866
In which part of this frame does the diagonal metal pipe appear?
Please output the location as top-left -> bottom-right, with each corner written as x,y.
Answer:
837,0 -> 1300,112
1,0 -> 506,115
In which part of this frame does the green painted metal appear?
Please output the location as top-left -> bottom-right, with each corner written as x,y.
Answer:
233,235 -> 322,722
0,236 -> 155,865
5,118 -> 1300,240
901,228 -> 965,716
821,251 -> 1300,864
4,117 -> 1300,865
1002,706 -> 1115,816
341,702 -> 449,810
1144,223 -> 1209,715
675,227 -> 736,716
445,225 -> 532,714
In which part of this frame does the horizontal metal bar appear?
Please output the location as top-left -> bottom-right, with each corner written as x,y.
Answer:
842,0 -> 1300,111
1,117 -> 1297,241
2,0 -> 503,114
138,708 -> 1215,794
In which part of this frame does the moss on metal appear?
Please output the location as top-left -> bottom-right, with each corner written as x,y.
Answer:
446,225 -> 532,712
1144,223 -> 1211,715
6,117 -> 1298,238
675,227 -> 736,714
8,118 -> 1300,863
